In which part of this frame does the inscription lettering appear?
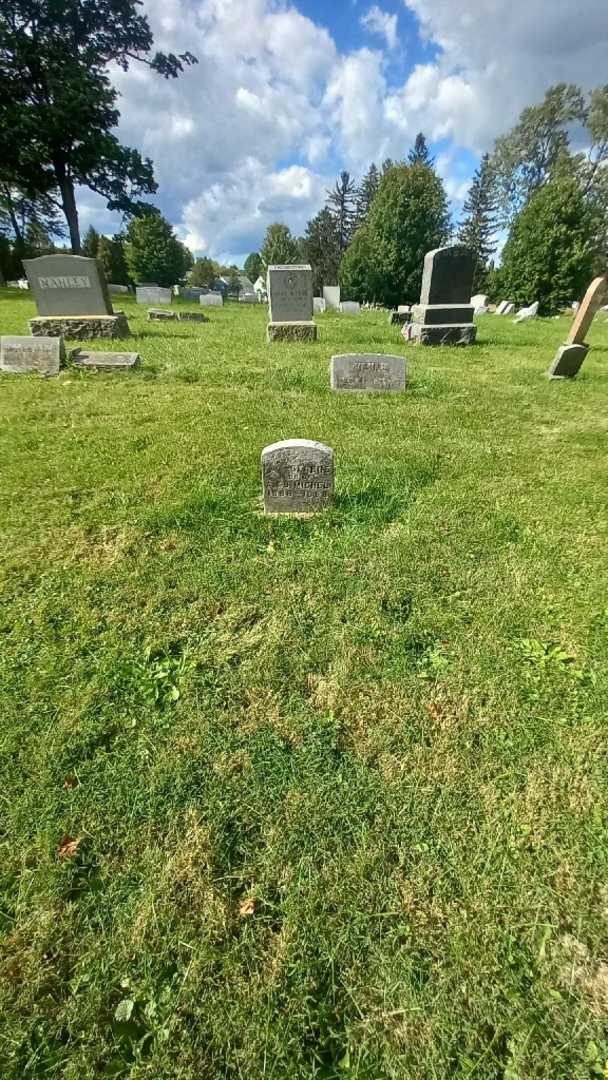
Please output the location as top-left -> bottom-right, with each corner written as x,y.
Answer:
39,275 -> 91,289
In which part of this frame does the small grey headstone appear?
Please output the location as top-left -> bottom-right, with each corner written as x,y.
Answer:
313,297 -> 327,314
200,293 -> 223,307
547,344 -> 589,379
23,254 -> 112,316
108,284 -> 130,295
331,354 -> 406,392
262,439 -> 334,514
240,292 -> 259,304
323,285 -> 341,310
267,265 -> 313,323
0,335 -> 64,376
136,286 -> 172,305
340,301 -> 360,315
71,350 -> 140,371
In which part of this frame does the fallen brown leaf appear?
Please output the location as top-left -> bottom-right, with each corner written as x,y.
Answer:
239,898 -> 255,918
57,834 -> 82,858
63,775 -> 77,789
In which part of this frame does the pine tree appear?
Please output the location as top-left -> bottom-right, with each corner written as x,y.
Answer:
97,234 -> 130,284
355,164 -> 380,229
457,154 -> 498,292
407,133 -> 434,167
326,171 -> 357,256
302,209 -> 340,294
82,225 -> 100,258
382,158 -> 395,175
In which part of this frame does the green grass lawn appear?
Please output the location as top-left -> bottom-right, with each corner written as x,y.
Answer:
1,288 -> 608,1078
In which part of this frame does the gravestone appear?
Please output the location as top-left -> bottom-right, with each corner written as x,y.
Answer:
24,255 -> 130,339
178,311 -> 208,322
514,301 -> 539,323
148,308 -> 178,321
313,297 -> 326,314
495,301 -> 509,315
340,301 -> 360,315
330,354 -> 406,392
136,286 -> 172,305
200,293 -> 223,307
71,349 -> 140,371
503,303 -> 515,315
262,440 -> 334,514
0,335 -> 64,376
323,285 -> 341,310
240,293 -> 259,304
267,264 -> 316,342
389,308 -> 410,325
176,287 -> 206,301
548,276 -> 608,379
108,284 -> 130,295
471,293 -> 488,310
411,246 -> 476,345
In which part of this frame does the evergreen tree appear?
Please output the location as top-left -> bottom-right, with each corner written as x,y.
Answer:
382,158 -> 395,175
457,154 -> 498,292
408,133 -> 434,167
124,210 -> 192,286
97,233 -> 129,284
244,252 -> 262,282
326,171 -> 357,256
355,164 -> 380,229
340,163 -> 450,306
302,209 -> 340,294
82,226 -> 100,259
500,177 -> 598,314
260,223 -> 300,269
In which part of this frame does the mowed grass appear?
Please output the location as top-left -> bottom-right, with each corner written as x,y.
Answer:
1,288 -> 608,1079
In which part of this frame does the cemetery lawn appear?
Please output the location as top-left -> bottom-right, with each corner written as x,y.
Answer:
2,288 -> 608,1080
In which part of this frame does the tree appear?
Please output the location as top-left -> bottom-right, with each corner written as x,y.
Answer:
382,159 -> 395,174
457,154 -> 498,292
489,83 -> 600,225
499,177 -> 598,314
124,210 -> 192,286
355,164 -> 380,229
0,0 -> 197,252
189,257 -> 218,288
82,226 -> 100,259
326,171 -> 357,256
408,133 -> 434,167
340,163 -> 450,306
302,209 -> 340,294
97,233 -> 129,284
0,184 -> 64,249
260,223 -> 300,270
244,252 -> 262,282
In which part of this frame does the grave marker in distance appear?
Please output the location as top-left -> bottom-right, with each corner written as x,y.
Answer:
267,265 -> 317,342
262,440 -> 334,514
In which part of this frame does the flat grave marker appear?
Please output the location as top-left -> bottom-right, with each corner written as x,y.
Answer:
0,335 -> 64,376
330,354 -> 406,392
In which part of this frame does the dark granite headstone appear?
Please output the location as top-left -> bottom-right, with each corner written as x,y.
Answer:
23,255 -> 112,317
420,246 -> 474,305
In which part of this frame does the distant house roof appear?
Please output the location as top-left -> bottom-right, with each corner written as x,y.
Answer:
253,276 -> 266,293
219,273 -> 254,292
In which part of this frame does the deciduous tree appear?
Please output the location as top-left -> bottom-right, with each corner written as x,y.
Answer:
260,223 -> 300,269
124,210 -> 192,287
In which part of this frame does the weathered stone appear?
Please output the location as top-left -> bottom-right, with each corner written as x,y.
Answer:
410,324 -> 477,346
29,313 -> 130,340
411,304 -> 474,325
267,321 -> 318,343
470,293 -> 488,309
420,246 -> 474,305
178,311 -> 208,322
71,349 -> 140,371
0,335 -> 64,376
330,354 -> 406,392
566,277 -> 607,344
23,254 -> 113,317
267,265 -> 313,323
199,293 -> 223,307
313,297 -> 327,314
108,284 -> 130,295
503,303 -> 515,315
397,305 -> 410,314
547,344 -> 589,379
389,310 -> 410,325
513,302 -> 539,323
148,308 -> 178,321
340,301 -> 360,315
176,287 -> 206,300
323,285 -> 341,310
262,439 -> 334,514
136,286 -> 172,305
240,293 -> 259,304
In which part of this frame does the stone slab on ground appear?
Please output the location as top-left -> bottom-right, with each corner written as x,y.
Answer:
410,324 -> 477,346
262,439 -> 334,514
71,349 -> 140,371
267,321 -> 317,343
29,313 -> 130,340
331,354 -> 406,392
411,304 -> 475,326
148,308 -> 178,320
0,335 -> 64,376
178,311 -> 208,322
547,343 -> 589,379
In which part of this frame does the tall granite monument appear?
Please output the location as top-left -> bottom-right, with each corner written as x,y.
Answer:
23,255 -> 129,339
267,265 -> 317,342
410,246 -> 477,345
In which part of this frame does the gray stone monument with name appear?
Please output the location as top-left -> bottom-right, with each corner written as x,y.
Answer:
267,265 -> 316,342
330,354 -> 406,392
23,254 -> 130,339
411,246 -> 476,345
0,335 -> 64,376
262,439 -> 334,514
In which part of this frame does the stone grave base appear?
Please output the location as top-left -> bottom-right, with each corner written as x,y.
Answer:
389,310 -> 410,325
148,308 -> 177,321
547,343 -> 589,379
411,303 -> 474,326
178,311 -> 208,322
267,321 -> 317,343
70,349 -> 140,372
29,313 -> 130,340
410,324 -> 477,346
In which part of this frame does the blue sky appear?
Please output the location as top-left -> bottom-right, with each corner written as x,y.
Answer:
79,0 -> 608,263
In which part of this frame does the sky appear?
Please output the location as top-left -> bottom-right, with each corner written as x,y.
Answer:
77,0 -> 608,265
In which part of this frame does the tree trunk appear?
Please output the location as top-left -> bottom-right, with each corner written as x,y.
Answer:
1,184 -> 24,246
55,161 -> 81,252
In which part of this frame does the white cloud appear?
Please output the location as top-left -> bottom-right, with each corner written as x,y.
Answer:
361,5 -> 399,50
